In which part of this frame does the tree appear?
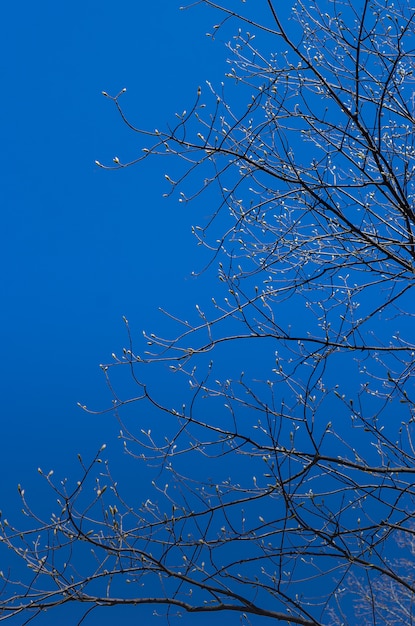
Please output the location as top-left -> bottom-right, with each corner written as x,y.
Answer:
2,0 -> 415,624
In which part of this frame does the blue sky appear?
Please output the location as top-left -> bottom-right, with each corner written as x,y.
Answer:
2,2 -> 412,624
1,2 -> 222,487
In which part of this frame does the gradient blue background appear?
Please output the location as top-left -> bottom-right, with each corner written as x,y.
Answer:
1,2 -> 224,486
